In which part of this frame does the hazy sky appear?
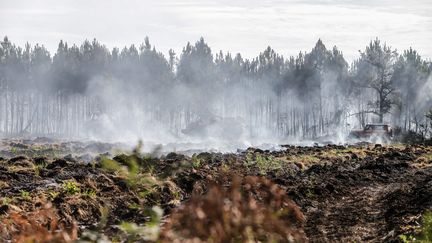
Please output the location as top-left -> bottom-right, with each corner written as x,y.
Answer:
0,0 -> 431,62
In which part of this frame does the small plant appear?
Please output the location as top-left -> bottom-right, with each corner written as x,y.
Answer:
34,165 -> 41,176
47,190 -> 60,200
62,181 -> 81,195
19,190 -> 31,201
1,197 -> 12,206
305,188 -> 315,198
256,154 -> 269,175
419,211 -> 432,242
11,147 -> 18,155
82,189 -> 97,198
400,234 -> 416,243
128,202 -> 141,210
191,154 -> 203,168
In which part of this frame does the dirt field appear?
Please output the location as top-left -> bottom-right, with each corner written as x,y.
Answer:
0,138 -> 431,242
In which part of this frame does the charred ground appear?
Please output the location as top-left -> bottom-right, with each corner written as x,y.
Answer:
0,139 -> 432,242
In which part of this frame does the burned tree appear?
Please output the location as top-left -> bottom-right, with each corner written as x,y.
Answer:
354,39 -> 398,123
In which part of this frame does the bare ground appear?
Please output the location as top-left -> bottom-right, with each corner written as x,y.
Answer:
0,138 -> 431,242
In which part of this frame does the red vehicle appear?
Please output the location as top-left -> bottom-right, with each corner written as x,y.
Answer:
349,124 -> 393,142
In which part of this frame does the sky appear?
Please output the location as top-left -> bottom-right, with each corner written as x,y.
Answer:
0,0 -> 431,62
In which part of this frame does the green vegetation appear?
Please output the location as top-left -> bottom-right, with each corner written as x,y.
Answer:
19,190 -> 31,201
245,152 -> 284,175
400,211 -> 432,242
62,180 -> 81,195
1,197 -> 12,206
82,188 -> 97,198
420,211 -> 432,242
255,154 -> 282,175
191,154 -> 203,168
10,147 -> 18,155
47,189 -> 60,201
61,180 -> 97,198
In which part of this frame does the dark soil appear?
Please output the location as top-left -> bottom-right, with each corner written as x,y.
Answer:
1,138 -> 432,242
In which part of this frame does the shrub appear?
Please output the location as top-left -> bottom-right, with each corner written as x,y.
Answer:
62,180 -> 81,195
0,203 -> 77,242
160,176 -> 307,242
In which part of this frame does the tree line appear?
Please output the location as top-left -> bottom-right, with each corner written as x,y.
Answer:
0,36 -> 431,141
